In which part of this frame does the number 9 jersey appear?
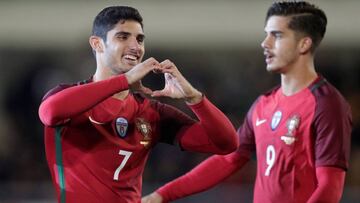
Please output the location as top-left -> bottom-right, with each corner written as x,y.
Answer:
237,76 -> 352,203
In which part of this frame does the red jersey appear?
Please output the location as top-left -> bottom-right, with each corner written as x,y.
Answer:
39,75 -> 238,203
237,76 -> 352,203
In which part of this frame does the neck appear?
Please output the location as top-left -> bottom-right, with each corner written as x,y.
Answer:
280,57 -> 317,96
112,91 -> 130,100
93,61 -> 129,101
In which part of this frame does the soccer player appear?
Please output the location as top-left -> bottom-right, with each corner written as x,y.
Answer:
38,6 -> 238,203
142,1 -> 352,203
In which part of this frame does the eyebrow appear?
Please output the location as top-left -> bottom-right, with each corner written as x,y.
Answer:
264,30 -> 283,36
271,31 -> 283,35
115,31 -> 145,38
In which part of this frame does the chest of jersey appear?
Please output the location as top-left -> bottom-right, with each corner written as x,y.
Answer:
86,96 -> 158,150
252,88 -> 317,176
59,96 -> 160,189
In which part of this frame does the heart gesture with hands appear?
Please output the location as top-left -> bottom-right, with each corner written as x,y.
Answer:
125,58 -> 203,104
152,60 -> 203,104
125,57 -> 161,95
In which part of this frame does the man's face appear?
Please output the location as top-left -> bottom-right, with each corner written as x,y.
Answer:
102,20 -> 145,74
261,16 -> 301,73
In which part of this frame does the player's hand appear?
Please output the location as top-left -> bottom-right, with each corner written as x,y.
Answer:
129,81 -> 153,95
151,59 -> 203,104
125,57 -> 161,94
141,192 -> 163,203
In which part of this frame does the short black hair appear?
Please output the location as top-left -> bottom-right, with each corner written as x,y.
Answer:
92,6 -> 143,41
266,1 -> 327,52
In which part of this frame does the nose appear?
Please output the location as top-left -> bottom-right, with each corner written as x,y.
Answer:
261,35 -> 271,49
128,37 -> 141,51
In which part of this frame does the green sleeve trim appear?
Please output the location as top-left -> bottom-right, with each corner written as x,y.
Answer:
55,126 -> 66,203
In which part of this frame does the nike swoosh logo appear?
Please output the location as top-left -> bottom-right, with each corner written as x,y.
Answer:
256,118 -> 267,126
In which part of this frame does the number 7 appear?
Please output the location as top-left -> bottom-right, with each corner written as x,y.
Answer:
113,150 -> 132,181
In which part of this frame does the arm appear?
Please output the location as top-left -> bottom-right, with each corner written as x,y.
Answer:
145,101 -> 256,203
142,152 -> 249,203
39,57 -> 160,126
38,74 -> 129,126
155,98 -> 237,154
307,167 -> 346,203
309,84 -> 352,202
153,60 -> 238,154
180,97 -> 239,154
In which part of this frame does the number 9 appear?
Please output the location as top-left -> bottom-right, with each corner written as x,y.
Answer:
265,145 -> 276,176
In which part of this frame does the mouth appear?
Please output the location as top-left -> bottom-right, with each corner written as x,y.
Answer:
123,54 -> 140,64
264,51 -> 274,64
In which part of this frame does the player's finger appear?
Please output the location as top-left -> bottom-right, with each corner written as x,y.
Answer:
160,59 -> 175,69
141,197 -> 149,203
144,57 -> 159,64
144,57 -> 161,69
140,86 -> 153,95
158,67 -> 176,75
152,66 -> 164,74
151,90 -> 167,97
164,73 -> 174,80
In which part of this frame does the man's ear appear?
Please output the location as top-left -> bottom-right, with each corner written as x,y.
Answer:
299,36 -> 312,54
89,36 -> 104,53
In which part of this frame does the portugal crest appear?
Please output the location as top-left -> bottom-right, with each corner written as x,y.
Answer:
115,117 -> 128,138
280,115 -> 301,145
136,118 -> 152,147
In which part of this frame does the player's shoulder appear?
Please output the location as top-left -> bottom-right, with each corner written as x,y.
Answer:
310,76 -> 351,114
310,76 -> 349,107
42,78 -> 92,101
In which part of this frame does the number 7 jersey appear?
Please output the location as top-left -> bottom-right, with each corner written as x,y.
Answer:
237,76 -> 352,203
40,75 -> 238,203
42,82 -> 198,203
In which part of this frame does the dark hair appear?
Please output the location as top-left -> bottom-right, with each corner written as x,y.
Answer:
266,1 -> 327,52
92,6 -> 143,41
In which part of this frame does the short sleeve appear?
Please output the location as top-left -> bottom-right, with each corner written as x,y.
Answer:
235,99 -> 258,158
313,87 -> 352,170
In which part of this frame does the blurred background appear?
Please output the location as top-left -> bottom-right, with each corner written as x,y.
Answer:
0,0 -> 359,202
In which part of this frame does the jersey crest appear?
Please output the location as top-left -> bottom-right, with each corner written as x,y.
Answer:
271,110 -> 282,130
136,118 -> 152,147
280,115 -> 300,145
115,117 -> 129,138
